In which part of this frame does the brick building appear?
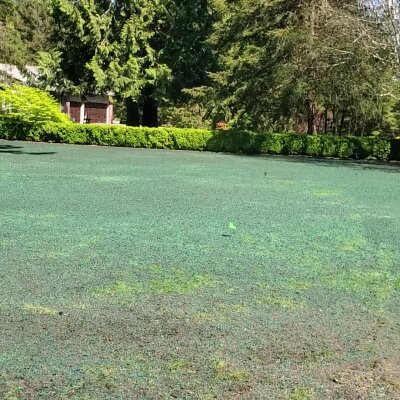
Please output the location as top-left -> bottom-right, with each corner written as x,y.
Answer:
62,95 -> 113,124
0,63 -> 114,124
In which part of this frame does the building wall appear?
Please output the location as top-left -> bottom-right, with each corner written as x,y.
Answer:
69,102 -> 81,123
85,102 -> 108,124
62,95 -> 113,124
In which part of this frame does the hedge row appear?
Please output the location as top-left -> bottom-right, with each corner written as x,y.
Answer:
208,130 -> 392,160
0,121 -> 214,151
0,120 -> 393,160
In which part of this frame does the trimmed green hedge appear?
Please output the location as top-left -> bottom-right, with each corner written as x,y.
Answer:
0,120 -> 393,160
209,130 -> 391,161
0,121 -> 213,151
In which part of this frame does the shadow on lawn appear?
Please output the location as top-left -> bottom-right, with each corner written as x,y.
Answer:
274,155 -> 400,174
222,152 -> 400,174
0,144 -> 56,156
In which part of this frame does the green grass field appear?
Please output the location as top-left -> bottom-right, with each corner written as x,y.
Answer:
1,140 -> 400,399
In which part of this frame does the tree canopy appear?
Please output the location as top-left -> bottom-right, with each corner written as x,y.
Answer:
0,0 -> 52,66
203,0 -> 398,135
0,0 -> 399,133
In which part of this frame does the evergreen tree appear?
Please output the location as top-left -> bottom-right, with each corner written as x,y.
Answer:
37,0 -> 170,126
0,0 -> 52,66
37,0 -> 218,127
206,0 -> 396,135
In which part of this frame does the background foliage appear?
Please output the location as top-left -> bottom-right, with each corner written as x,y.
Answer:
1,0 -> 400,133
0,84 -> 70,124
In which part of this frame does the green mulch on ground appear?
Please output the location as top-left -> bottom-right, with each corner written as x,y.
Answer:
1,140 -> 400,400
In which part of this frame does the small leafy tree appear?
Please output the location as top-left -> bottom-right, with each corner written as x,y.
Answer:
0,84 -> 70,124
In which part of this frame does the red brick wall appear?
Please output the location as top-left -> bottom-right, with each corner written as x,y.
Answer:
70,102 -> 81,123
85,103 -> 107,124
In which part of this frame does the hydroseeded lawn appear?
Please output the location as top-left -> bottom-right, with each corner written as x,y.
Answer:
1,140 -> 400,400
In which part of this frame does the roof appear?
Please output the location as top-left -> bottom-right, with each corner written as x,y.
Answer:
0,64 -> 39,83
0,63 -> 114,97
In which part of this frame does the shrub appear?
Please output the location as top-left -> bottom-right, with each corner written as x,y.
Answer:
320,136 -> 339,157
258,133 -> 288,155
0,119 -> 34,140
305,135 -> 322,157
14,123 -> 213,151
169,128 -> 213,150
337,138 -> 354,159
0,84 -> 70,125
207,130 -> 244,153
358,137 -> 391,160
0,122 -> 392,161
207,130 -> 260,153
287,134 -> 306,155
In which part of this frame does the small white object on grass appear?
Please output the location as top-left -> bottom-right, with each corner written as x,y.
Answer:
229,222 -> 237,231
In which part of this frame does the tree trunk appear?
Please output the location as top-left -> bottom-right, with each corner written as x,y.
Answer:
348,113 -> 357,136
333,109 -> 339,136
361,117 -> 366,137
142,97 -> 158,127
126,97 -> 140,126
339,110 -> 346,136
306,97 -> 317,135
